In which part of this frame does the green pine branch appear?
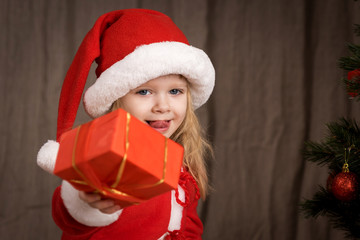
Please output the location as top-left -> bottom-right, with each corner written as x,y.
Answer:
303,118 -> 360,172
301,119 -> 360,238
301,186 -> 360,238
338,43 -> 360,71
301,187 -> 337,218
302,4 -> 360,238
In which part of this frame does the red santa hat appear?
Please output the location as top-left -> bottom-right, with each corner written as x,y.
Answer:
37,9 -> 215,173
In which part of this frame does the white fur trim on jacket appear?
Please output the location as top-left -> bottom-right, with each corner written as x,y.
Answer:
158,185 -> 185,240
168,185 -> 185,231
37,140 -> 59,174
84,41 -> 215,118
61,180 -> 122,227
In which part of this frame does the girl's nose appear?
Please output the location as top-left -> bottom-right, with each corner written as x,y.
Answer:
152,95 -> 170,113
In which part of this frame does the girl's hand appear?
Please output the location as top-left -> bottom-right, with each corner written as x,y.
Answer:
79,191 -> 122,214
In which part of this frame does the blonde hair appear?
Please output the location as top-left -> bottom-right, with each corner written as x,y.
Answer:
170,90 -> 212,199
110,78 -> 212,199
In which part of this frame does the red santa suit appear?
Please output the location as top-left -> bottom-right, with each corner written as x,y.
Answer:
52,170 -> 203,240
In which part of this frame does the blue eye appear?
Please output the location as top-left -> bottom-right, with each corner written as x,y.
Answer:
169,89 -> 182,95
136,89 -> 150,95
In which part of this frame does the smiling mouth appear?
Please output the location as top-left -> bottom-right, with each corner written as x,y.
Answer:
146,120 -> 171,132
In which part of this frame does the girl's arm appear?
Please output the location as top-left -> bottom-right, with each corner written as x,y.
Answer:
183,194 -> 203,239
52,181 -> 122,236
179,171 -> 204,239
52,186 -> 98,237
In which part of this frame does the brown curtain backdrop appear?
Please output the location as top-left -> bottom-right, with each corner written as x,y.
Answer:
1,0 -> 360,239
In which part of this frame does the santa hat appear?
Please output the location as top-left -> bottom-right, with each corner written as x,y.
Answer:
37,9 -> 215,173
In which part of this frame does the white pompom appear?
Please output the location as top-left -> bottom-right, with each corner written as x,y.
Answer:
37,140 -> 59,174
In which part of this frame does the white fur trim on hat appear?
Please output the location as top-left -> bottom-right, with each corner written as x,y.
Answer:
61,180 -> 122,227
37,140 -> 59,174
84,41 -> 215,118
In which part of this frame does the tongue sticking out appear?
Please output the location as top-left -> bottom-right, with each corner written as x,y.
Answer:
148,120 -> 170,129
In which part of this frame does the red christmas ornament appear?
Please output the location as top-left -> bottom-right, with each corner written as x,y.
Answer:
346,69 -> 360,98
331,171 -> 358,201
331,146 -> 359,201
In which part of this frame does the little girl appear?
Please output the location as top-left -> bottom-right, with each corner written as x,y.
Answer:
37,9 -> 215,239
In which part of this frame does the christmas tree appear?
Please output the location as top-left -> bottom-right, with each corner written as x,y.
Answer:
301,16 -> 360,239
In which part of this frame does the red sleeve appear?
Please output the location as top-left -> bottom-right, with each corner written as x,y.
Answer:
52,186 -> 99,239
180,172 -> 203,239
183,196 -> 203,239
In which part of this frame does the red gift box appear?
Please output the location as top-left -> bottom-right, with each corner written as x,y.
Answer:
54,108 -> 184,207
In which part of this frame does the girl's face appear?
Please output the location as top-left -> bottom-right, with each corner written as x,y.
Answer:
119,74 -> 188,138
